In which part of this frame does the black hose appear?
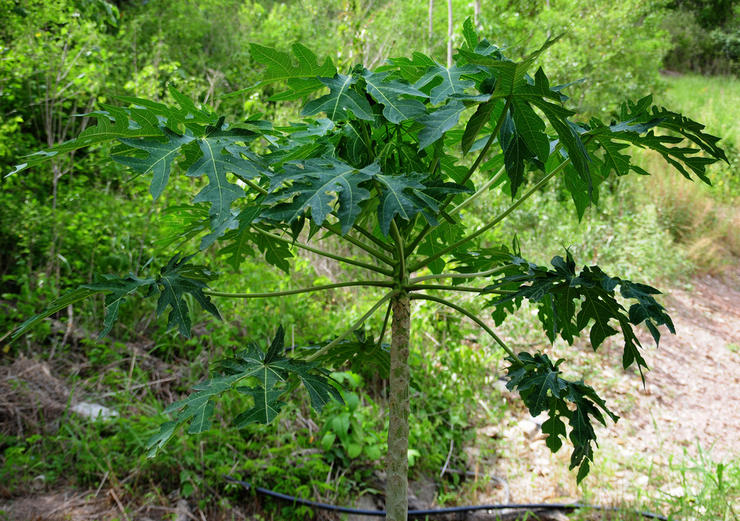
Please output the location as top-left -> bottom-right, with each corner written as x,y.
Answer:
224,475 -> 668,520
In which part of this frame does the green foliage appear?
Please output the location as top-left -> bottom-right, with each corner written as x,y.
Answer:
488,251 -> 675,380
663,0 -> 739,75
11,253 -> 220,340
506,352 -> 619,481
6,15 -> 728,509
147,327 -> 342,455
320,373 -> 385,466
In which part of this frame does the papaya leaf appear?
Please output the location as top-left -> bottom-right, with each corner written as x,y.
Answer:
510,98 -> 549,162
147,327 -> 342,455
375,173 -> 440,235
83,274 -> 156,338
154,254 -> 221,338
417,101 -> 466,149
363,70 -> 428,124
186,136 -> 253,233
115,130 -> 194,199
9,287 -> 101,341
414,63 -> 478,105
486,251 -> 675,382
302,74 -> 374,122
263,158 -> 378,233
505,352 -> 618,483
250,42 -> 336,100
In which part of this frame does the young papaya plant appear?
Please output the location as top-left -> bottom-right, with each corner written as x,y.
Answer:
7,20 -> 727,520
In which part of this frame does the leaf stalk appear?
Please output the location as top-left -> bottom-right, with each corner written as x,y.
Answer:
409,292 -> 521,363
253,226 -> 394,276
305,290 -> 398,362
407,99 -> 510,254
409,265 -> 514,284
409,156 -> 573,272
205,280 -> 393,299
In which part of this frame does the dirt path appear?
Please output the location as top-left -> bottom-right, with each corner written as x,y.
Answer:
628,266 -> 740,460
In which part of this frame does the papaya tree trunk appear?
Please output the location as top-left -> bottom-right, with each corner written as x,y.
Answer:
386,292 -> 411,521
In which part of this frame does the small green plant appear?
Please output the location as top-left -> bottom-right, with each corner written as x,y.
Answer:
320,372 -> 385,465
6,20 -> 727,520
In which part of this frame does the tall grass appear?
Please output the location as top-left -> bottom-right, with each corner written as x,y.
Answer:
632,74 -> 740,274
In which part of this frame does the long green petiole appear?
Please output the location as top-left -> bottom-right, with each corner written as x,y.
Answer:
205,280 -> 393,299
321,222 -> 395,265
305,290 -> 398,362
409,265 -> 514,284
409,293 -> 521,363
239,178 -> 269,196
390,219 -> 406,281
405,284 -> 513,294
353,224 -> 395,253
253,226 -> 394,276
455,98 -> 511,190
409,156 -> 573,273
376,299 -> 393,347
449,164 -> 506,215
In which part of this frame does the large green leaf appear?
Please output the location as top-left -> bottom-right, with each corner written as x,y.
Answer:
9,287 -> 100,341
416,101 -> 466,149
154,254 -> 221,337
302,74 -> 374,122
498,110 -> 535,196
115,130 -> 194,199
486,251 -> 675,381
147,327 -> 342,455
9,255 -> 221,343
375,173 -> 440,235
414,63 -> 478,104
264,158 -> 378,233
83,274 -> 156,338
510,98 -> 549,162
249,42 -> 336,100
363,70 -> 428,124
461,98 -> 506,155
186,135 -> 255,235
506,352 -> 618,483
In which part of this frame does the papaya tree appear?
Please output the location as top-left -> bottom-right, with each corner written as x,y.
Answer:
8,20 -> 726,520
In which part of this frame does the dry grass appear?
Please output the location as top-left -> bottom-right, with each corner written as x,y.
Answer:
634,153 -> 740,274
0,357 -> 71,437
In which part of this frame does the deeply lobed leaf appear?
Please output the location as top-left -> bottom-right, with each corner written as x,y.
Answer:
146,327 -> 343,455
